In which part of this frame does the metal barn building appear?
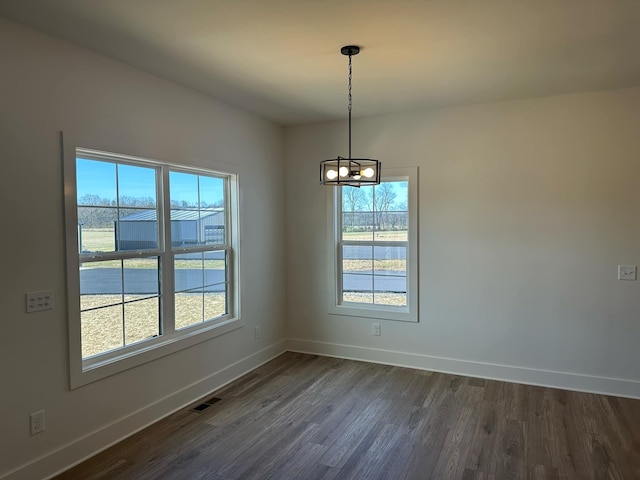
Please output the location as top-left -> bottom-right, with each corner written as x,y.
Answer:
117,209 -> 225,250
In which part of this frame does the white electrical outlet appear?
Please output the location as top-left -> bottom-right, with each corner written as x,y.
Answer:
26,290 -> 54,313
618,265 -> 637,281
372,323 -> 381,336
30,410 -> 45,435
254,326 -> 261,339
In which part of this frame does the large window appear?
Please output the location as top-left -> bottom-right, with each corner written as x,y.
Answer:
65,147 -> 240,387
329,167 -> 418,322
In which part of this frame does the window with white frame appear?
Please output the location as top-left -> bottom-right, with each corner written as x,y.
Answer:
65,147 -> 240,387
329,167 -> 418,322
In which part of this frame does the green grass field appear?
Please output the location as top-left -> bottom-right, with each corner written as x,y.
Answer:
80,228 -> 115,252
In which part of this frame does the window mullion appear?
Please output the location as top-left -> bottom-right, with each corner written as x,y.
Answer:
371,243 -> 376,305
160,166 -> 176,336
120,258 -> 126,347
337,239 -> 344,305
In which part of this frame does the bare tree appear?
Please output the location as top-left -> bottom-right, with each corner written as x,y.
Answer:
342,187 -> 367,231
372,183 -> 396,231
120,195 -> 156,208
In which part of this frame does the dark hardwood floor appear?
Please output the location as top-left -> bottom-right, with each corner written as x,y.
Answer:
55,352 -> 640,479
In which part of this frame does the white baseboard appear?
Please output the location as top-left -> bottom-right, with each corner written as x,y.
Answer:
286,338 -> 640,400
2,340 -> 287,480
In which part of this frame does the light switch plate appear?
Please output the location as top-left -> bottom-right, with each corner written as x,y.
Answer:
618,265 -> 637,281
26,290 -> 54,313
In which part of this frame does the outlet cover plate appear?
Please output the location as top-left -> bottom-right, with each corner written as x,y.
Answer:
30,410 -> 45,435
618,265 -> 637,281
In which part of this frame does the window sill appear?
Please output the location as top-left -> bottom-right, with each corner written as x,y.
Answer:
328,303 -> 417,323
70,316 -> 244,389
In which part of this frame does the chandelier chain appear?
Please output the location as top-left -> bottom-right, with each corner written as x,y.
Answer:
348,54 -> 352,114
348,53 -> 353,159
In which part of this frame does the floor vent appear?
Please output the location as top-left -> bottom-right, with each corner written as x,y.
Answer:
190,397 -> 222,413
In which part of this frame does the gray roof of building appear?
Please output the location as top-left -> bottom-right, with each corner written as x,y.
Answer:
120,209 -> 223,221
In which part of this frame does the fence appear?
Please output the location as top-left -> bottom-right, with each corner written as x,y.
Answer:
342,210 -> 408,232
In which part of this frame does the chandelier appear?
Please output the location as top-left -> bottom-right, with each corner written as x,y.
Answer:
320,45 -> 381,186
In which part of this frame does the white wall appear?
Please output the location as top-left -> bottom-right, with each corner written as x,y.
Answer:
285,87 -> 640,398
3,12 -> 640,479
0,18 -> 286,480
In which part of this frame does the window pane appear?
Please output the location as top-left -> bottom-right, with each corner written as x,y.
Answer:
169,171 -> 198,208
175,289 -> 204,330
123,257 -> 159,299
80,260 -> 123,310
200,176 -> 226,246
199,175 -> 225,210
342,186 -> 373,241
175,252 -> 203,292
342,244 -> 372,275
78,207 -> 118,253
204,250 -> 227,319
373,273 -> 407,295
81,305 -> 123,358
204,250 -> 226,284
174,252 -> 205,328
342,273 -> 373,305
373,181 -> 408,241
342,211 -> 373,241
175,251 -> 227,324
117,164 -> 157,208
204,291 -> 227,320
124,298 -> 160,344
373,246 -> 407,276
118,208 -> 159,250
170,172 -> 226,247
373,244 -> 407,307
170,211 -> 199,247
76,159 -> 117,206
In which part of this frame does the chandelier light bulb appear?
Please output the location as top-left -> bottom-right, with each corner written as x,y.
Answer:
326,169 -> 338,180
353,174 -> 361,180
362,167 -> 375,178
339,166 -> 349,177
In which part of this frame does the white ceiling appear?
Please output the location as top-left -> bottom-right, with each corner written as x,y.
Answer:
2,0 -> 640,125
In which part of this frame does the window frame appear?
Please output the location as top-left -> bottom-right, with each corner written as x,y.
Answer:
327,166 -> 418,322
64,144 -> 242,388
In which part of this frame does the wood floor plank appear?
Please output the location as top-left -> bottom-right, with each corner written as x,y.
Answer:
465,400 -> 500,475
54,352 -> 640,480
339,422 -> 406,480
